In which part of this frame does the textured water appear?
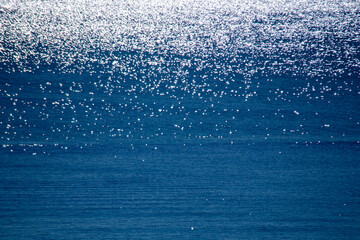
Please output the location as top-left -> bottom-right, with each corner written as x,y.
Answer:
1,0 -> 360,239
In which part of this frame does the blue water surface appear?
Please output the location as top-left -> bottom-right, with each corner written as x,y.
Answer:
0,0 -> 360,239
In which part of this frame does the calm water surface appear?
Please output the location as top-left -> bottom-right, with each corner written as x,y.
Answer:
1,0 -> 360,239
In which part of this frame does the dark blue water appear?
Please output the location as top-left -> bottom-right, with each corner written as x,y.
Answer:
1,0 -> 360,239
1,141 -> 360,239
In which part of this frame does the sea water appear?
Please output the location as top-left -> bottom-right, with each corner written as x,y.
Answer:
0,0 -> 359,239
